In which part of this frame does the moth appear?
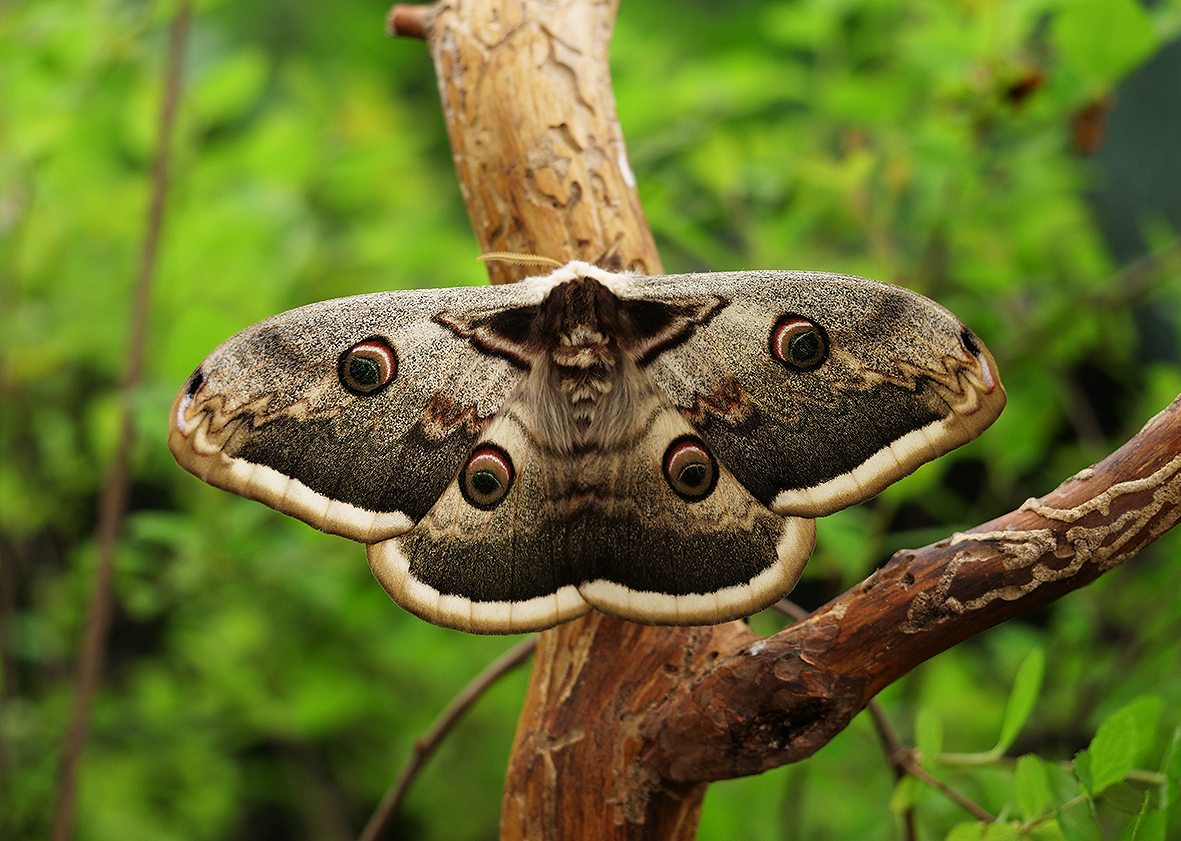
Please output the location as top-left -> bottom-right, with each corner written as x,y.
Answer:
169,261 -> 1005,634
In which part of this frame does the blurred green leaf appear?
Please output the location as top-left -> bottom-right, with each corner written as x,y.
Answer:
891,774 -> 918,814
946,822 -> 986,841
191,49 -> 269,128
1015,754 -> 1052,821
982,821 -> 1021,841
1127,799 -> 1166,841
1028,819 -> 1070,841
1105,782 -> 1151,815
1052,0 -> 1157,90
1059,800 -> 1104,841
995,647 -> 1046,757
1086,696 -> 1163,794
1162,726 -> 1181,818
1075,748 -> 1096,797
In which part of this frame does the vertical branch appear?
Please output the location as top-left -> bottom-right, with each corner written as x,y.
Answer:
49,4 -> 192,839
394,0 -> 660,283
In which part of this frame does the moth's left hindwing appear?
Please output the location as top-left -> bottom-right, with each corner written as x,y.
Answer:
171,261 -> 1005,634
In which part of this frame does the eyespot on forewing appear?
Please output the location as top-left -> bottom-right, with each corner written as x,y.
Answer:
770,315 -> 828,371
339,338 -> 397,395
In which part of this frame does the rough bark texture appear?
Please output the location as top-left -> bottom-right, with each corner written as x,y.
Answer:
390,1 -> 1181,838
391,0 -> 660,286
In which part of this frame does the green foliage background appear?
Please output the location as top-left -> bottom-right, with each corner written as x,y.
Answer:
3,0 -> 1181,838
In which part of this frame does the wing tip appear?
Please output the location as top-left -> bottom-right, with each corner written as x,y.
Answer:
771,382 -> 1006,518
170,408 -> 412,542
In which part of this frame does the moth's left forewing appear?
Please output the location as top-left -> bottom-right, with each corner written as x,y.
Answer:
631,270 -> 1006,518
169,285 -> 546,543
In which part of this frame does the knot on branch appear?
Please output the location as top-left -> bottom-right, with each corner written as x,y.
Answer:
640,647 -> 870,782
387,3 -> 436,39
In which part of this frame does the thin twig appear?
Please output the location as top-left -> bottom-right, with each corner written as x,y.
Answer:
772,599 -> 917,840
864,697 -> 907,769
895,752 -> 996,823
357,636 -> 537,841
770,598 -> 809,623
866,701 -> 918,841
1022,792 -> 1089,833
49,4 -> 192,839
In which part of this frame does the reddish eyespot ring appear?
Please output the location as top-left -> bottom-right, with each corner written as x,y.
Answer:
770,315 -> 828,370
663,436 -> 718,502
461,444 -> 515,510
338,338 -> 397,395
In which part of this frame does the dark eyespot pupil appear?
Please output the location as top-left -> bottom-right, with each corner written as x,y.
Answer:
679,463 -> 707,489
789,331 -> 820,364
348,356 -> 381,387
470,470 -> 501,496
961,329 -> 981,356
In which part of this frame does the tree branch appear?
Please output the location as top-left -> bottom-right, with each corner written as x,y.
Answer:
387,4 -> 435,39
640,394 -> 1181,782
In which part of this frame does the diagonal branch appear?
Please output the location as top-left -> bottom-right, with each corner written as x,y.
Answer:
640,394 -> 1181,782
